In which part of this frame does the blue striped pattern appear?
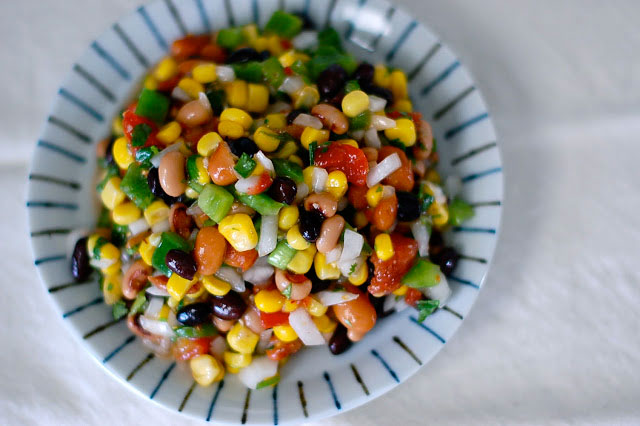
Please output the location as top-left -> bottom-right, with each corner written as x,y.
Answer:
48,116 -> 91,143
91,41 -> 131,79
34,254 -> 66,265
371,350 -> 399,382
37,140 -> 86,163
73,64 -> 116,102
27,200 -> 78,210
421,61 -> 460,97
272,384 -> 279,425
138,6 -> 168,50
113,24 -> 149,67
448,275 -> 480,289
195,0 -> 210,32
62,297 -> 103,318
103,335 -> 136,363
206,380 -> 225,421
150,363 -> 176,399
386,20 -> 417,62
453,226 -> 497,234
409,317 -> 446,343
462,167 -> 502,183
323,372 -> 341,410
58,88 -> 104,121
445,112 -> 490,139
251,0 -> 259,26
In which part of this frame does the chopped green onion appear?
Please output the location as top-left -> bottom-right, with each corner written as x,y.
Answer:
402,259 -> 442,288
151,232 -> 191,275
131,123 -> 152,147
256,375 -> 280,389
217,28 -> 245,49
112,301 -> 128,320
198,184 -> 235,223
120,163 -> 154,209
345,80 -> 360,93
272,158 -> 303,182
174,324 -> 218,338
282,284 -> 292,299
265,11 -> 302,38
309,141 -> 318,165
232,189 -> 284,216
416,299 -> 439,322
232,61 -> 264,82
135,88 -> 169,123
129,291 -> 147,316
268,240 -> 298,269
348,110 -> 371,131
448,198 -> 474,226
234,152 -> 257,178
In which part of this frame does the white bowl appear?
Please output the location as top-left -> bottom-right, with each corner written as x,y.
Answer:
27,0 -> 503,424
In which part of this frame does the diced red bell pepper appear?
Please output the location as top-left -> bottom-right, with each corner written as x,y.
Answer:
404,288 -> 423,307
172,337 -> 211,361
259,311 -> 290,329
368,233 -> 418,296
122,103 -> 159,153
314,143 -> 369,186
224,246 -> 259,272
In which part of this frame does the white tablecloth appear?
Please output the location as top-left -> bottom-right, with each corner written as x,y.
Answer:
2,0 -> 640,424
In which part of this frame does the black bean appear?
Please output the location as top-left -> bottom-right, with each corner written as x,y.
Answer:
71,237 -> 91,282
297,13 -> 315,29
368,292 -> 393,319
147,167 -> 178,205
299,209 -> 324,243
352,62 -> 374,87
432,247 -> 459,277
364,84 -> 394,106
317,64 -> 348,100
268,177 -> 297,205
211,292 -> 247,320
259,50 -> 271,61
104,139 -> 115,165
286,109 -> 305,125
176,302 -> 213,326
226,47 -> 262,64
229,137 -> 259,157
396,191 -> 420,222
165,249 -> 197,280
307,266 -> 330,293
328,324 -> 352,355
428,230 -> 444,256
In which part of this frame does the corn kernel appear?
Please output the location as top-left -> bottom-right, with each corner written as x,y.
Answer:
139,240 -> 155,266
392,285 -> 409,296
192,63 -> 217,84
373,64 -> 390,88
225,80 -> 248,108
429,202 -> 449,228
190,354 -> 223,386
314,252 -> 341,280
384,118 -> 416,147
99,242 -> 120,263
103,260 -> 122,276
253,126 -> 281,152
112,202 -> 141,226
157,304 -> 170,321
313,315 -> 337,334
273,325 -> 298,342
348,261 -> 369,285
426,169 -> 441,184
278,50 -> 297,68
282,299 -> 299,313
354,211 -> 369,229
193,157 -> 210,185
197,132 -> 223,157
227,366 -> 241,374
253,36 -> 269,52
339,139 -> 359,148
326,171 -> 348,199
102,274 -> 123,305
185,187 -> 199,199
101,177 -> 126,210
86,234 -> 101,255
178,77 -> 205,99
305,296 -> 327,317
144,200 -> 169,226
389,70 -> 408,100
288,155 -> 303,167
221,107 -> 253,129
251,161 -> 265,177
278,205 -> 299,230
255,289 -> 286,313
265,113 -> 286,130
374,233 -> 395,261
154,57 -> 178,81
112,136 -> 134,170
287,245 -> 316,274
167,273 -> 197,300
226,323 -> 259,354
247,84 -> 269,113
300,127 -> 330,150
366,184 -> 384,207
156,121 -> 182,144
202,275 -> 231,296
218,214 -> 258,251
293,86 -> 320,109
167,297 -> 180,310
342,90 -> 370,118
148,232 -> 162,247
302,166 -> 316,188
287,225 -> 310,250
218,120 -> 245,139
143,75 -> 158,90
267,34 -> 283,56
224,351 -> 252,369
394,99 -> 413,113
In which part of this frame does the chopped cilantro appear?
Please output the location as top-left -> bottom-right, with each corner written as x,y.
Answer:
349,263 -> 357,275
131,123 -> 152,147
256,375 -> 280,389
416,299 -> 440,322
309,141 -> 318,165
283,284 -> 292,299
112,301 -> 128,320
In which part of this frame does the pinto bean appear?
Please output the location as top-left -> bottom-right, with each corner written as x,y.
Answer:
311,104 -> 349,134
176,99 -> 212,127
316,215 -> 345,253
304,193 -> 338,218
169,203 -> 194,239
274,269 -> 312,301
122,260 -> 152,300
158,151 -> 187,197
194,227 -> 226,275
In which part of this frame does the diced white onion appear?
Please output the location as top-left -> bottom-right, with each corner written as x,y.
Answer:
411,220 -> 431,257
150,141 -> 184,168
424,181 -> 447,204
139,315 -> 174,337
171,86 -> 191,102
215,266 -> 245,292
90,257 -> 116,270
382,185 -> 396,198
422,274 -> 451,305
311,167 -> 328,193
243,256 -> 275,285
141,336 -> 171,356
325,244 -> 342,264
216,65 -> 235,82
364,128 -> 381,148
294,182 -> 309,203
340,230 -> 363,262
266,101 -> 292,114
167,310 -> 178,328
444,175 -> 463,199
366,153 -> 401,187
151,219 -> 170,234
198,91 -> 212,113
146,286 -> 170,297
372,115 -> 396,130
368,95 -> 387,112
255,151 -> 275,174
210,335 -> 227,359
256,329 -> 274,354
144,297 -> 164,317
186,203 -> 204,217
292,30 -> 318,50
289,308 -> 325,345
383,294 -> 397,313
350,129 -> 365,141
338,255 -> 364,277
315,290 -> 359,306
293,113 -> 322,129
129,218 -> 150,236
238,356 -> 279,389
258,215 -> 278,257
235,176 -> 261,194
279,76 -> 304,95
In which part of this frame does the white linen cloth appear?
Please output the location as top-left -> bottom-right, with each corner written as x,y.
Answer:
1,0 -> 639,424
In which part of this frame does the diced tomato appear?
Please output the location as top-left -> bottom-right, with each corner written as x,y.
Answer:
371,193 -> 397,231
404,288 -> 423,307
378,146 -> 414,192
368,233 -> 418,296
224,246 -> 259,272
280,39 -> 293,50
178,59 -> 205,75
245,172 -> 273,195
410,111 -> 423,124
259,311 -> 290,329
266,339 -> 303,361
314,143 -> 369,186
207,142 -> 238,186
199,44 -> 227,62
173,337 -> 211,361
122,103 -> 159,153
284,66 -> 294,76
347,185 -> 368,210
171,35 -> 211,60
386,110 -> 404,119
156,74 -> 181,92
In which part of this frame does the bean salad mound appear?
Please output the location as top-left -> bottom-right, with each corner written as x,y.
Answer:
72,10 -> 475,390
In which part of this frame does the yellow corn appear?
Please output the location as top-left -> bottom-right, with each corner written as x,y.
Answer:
99,243 -> 120,272
103,260 -> 121,277
86,234 -> 101,255
267,34 -> 283,56
143,200 -> 169,226
102,274 -> 123,305
374,233 -> 395,261
112,136 -> 134,170
243,24 -> 259,44
138,240 -> 155,266
154,57 -> 178,81
253,36 -> 269,52
157,304 -> 170,321
278,205 -> 299,230
426,169 -> 441,184
287,245 -> 316,274
224,351 -> 252,369
112,202 -> 141,226
226,366 -> 240,374
300,127 -> 329,150
326,171 -> 348,199
156,121 -> 182,144
265,113 -> 286,130
167,297 -> 180,310
178,77 -> 205,99
251,161 -> 265,177
218,214 -> 258,251
202,275 -> 231,296
389,70 -> 408,100
185,187 -> 199,199
287,225 -> 310,250
148,232 -> 162,247
226,323 -> 259,354
253,126 -> 281,152
366,184 -> 384,207
101,177 -> 126,210
220,107 -> 253,129
302,166 -> 316,188
313,315 -> 337,334
305,296 -> 327,317
339,139 -> 359,149
373,64 -> 390,88
255,289 -> 286,313
218,120 -> 245,139
192,63 -> 217,84
342,90 -> 370,117
278,50 -> 310,68
314,252 -> 341,280
293,86 -> 320,110
247,84 -> 269,113
197,132 -> 223,157
392,285 -> 409,296
384,118 -> 416,147
348,262 -> 369,285
225,80 -> 248,108
394,99 -> 413,113
193,157 -> 210,185
143,75 -> 158,90
429,202 -> 449,228
288,154 -> 303,167
354,210 -> 369,229
282,299 -> 299,313
166,273 -> 197,300
273,140 -> 297,159
190,354 -> 223,386
273,325 -> 298,342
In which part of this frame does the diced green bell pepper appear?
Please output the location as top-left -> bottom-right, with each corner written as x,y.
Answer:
151,232 -> 191,276
135,88 -> 169,123
268,240 -> 297,269
448,198 -> 474,226
262,57 -> 286,89
318,28 -> 343,51
174,324 -> 218,338
198,184 -> 234,223
217,28 -> 245,49
234,152 -> 257,178
256,375 -> 280,389
348,110 -> 371,131
272,158 -> 303,182
265,11 -> 302,38
120,163 -> 154,209
345,80 -> 360,93
131,123 -> 152,147
231,189 -> 284,216
402,259 -> 443,288
129,291 -> 148,316
232,61 -> 264,83
135,146 -> 159,166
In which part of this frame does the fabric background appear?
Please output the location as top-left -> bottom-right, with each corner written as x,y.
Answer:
2,0 -> 639,424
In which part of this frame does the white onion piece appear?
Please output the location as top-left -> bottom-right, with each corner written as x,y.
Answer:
279,76 -> 304,95
198,91 -> 213,113
146,286 -> 170,297
411,220 -> 431,257
238,356 -> 279,389
422,274 -> 451,305
293,113 -> 322,129
266,101 -> 292,114
210,335 -> 227,359
394,297 -> 410,312
151,219 -> 170,234
325,244 -> 342,264
424,181 -> 447,204
67,228 -> 89,258
150,141 -> 184,168
368,95 -> 387,112
372,115 -> 396,130
444,175 -> 462,199
216,65 -> 235,82
350,129 -> 365,141
258,215 -> 278,257
289,308 -> 325,345
243,256 -> 275,285
366,153 -> 401,187
364,127 -> 381,148
255,151 -> 275,174
139,315 -> 174,337
215,266 -> 245,292
382,185 -> 396,198
294,182 -> 309,203
256,329 -> 274,354
171,86 -> 191,102
338,255 -> 364,277
167,310 -> 178,328
128,218 -> 150,236
186,203 -> 204,217
145,297 -> 164,317
311,167 -> 328,193
90,257 -> 116,270
340,230 -> 364,262
235,176 -> 261,194
141,336 -> 171,356
292,30 -> 318,50
383,294 -> 397,313
315,290 -> 359,306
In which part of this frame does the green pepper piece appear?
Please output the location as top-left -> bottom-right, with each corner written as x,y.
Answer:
265,11 -> 302,38
217,28 -> 245,49
198,184 -> 235,223
120,163 -> 154,209
272,159 -> 303,182
231,189 -> 284,216
151,232 -> 191,275
131,123 -> 152,147
416,299 -> 439,322
348,110 -> 371,131
448,198 -> 475,226
402,259 -> 443,288
234,152 -> 257,178
256,375 -> 280,389
96,163 -> 120,192
174,324 -> 218,338
318,28 -> 343,51
232,61 -> 264,83
135,88 -> 169,123
111,224 -> 128,246
344,80 -> 360,93
262,57 -> 286,89
129,291 -> 148,316
267,240 -> 297,269
135,146 -> 159,165
112,301 -> 128,320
